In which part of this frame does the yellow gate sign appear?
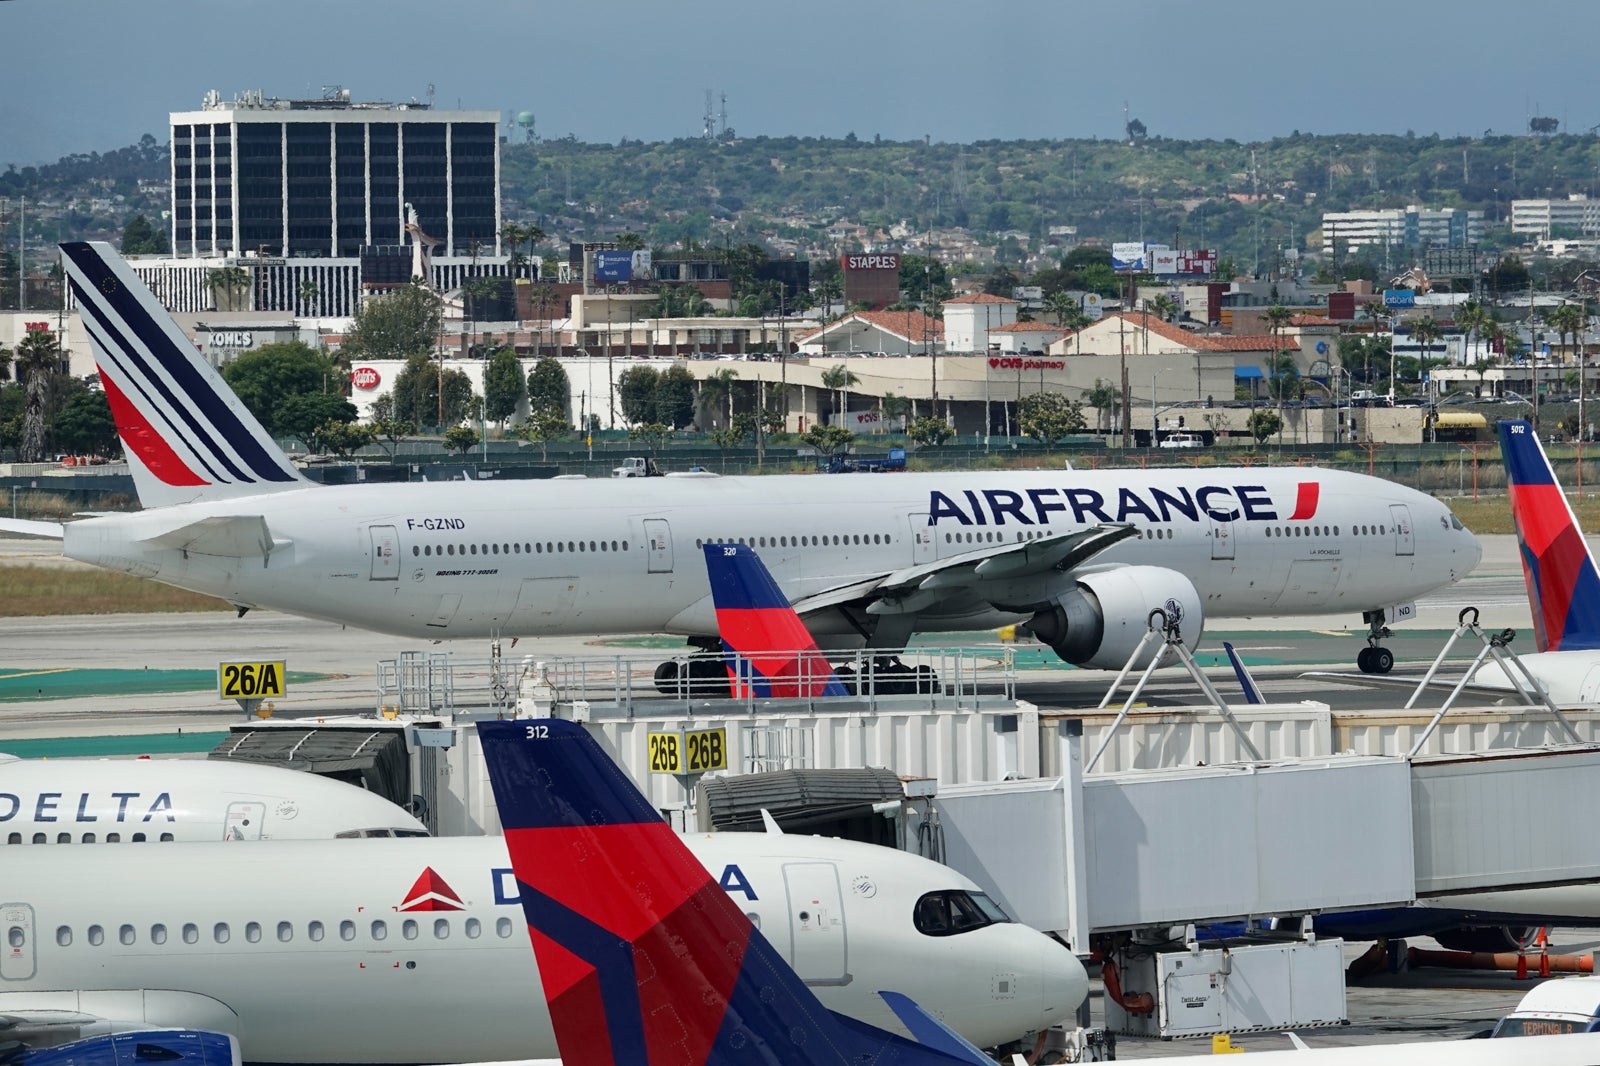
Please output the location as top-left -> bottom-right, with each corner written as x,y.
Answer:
648,727 -> 727,774
218,660 -> 286,700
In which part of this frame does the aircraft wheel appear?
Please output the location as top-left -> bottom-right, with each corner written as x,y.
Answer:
1371,647 -> 1395,674
653,660 -> 682,696
1356,647 -> 1375,674
1434,925 -> 1537,953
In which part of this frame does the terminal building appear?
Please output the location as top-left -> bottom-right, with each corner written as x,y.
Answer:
127,88 -> 511,318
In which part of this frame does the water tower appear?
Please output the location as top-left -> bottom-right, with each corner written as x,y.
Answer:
515,112 -> 536,143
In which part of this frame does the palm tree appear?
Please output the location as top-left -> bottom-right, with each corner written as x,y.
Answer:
14,330 -> 63,462
501,222 -> 527,259
1061,305 -> 1091,354
820,365 -> 859,423
697,367 -> 739,430
207,266 -> 251,312
0,342 -> 12,384
879,390 -> 911,431
1409,316 -> 1442,399
1148,293 -> 1179,323
815,275 -> 843,319
1085,378 -> 1119,434
1265,349 -> 1302,446
297,278 -> 319,317
1044,291 -> 1077,328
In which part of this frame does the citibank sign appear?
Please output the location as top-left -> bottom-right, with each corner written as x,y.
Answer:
351,366 -> 382,389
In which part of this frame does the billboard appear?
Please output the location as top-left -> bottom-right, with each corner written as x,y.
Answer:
841,253 -> 899,272
1143,247 -> 1217,276
1112,242 -> 1147,272
1149,248 -> 1179,275
1175,250 -> 1217,275
1383,289 -> 1415,309
594,250 -> 652,283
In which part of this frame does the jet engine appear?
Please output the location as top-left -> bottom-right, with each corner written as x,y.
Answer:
1025,565 -> 1204,669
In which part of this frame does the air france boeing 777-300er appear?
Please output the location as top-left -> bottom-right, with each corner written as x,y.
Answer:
0,242 -> 1481,673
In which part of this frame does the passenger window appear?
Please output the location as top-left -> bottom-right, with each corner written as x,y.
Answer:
160,833 -> 174,842
622,541 -> 628,551
308,921 -> 324,942
745,911 -> 761,930
402,919 -> 418,940
412,546 -> 419,557
56,926 -> 71,947
340,920 -> 355,942
88,925 -> 104,946
132,833 -> 146,843
151,924 -> 167,945
81,833 -> 95,843
277,921 -> 293,943
182,923 -> 198,944
465,918 -> 482,939
496,918 -> 513,938
371,920 -> 388,941
119,924 -> 135,945
7,832 -> 18,844
245,922 -> 261,944
106,833 -> 120,843
213,923 -> 229,944
434,918 -> 450,939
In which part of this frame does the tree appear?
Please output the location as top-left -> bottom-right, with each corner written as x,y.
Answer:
616,366 -> 660,424
1530,116 -> 1560,135
462,276 -> 502,342
708,420 -> 748,470
1148,294 -> 1178,323
1248,409 -> 1283,445
696,367 -> 739,430
219,341 -> 338,436
308,419 -> 377,457
1408,316 -> 1443,396
297,278 -> 320,316
341,284 -> 443,363
628,422 -> 672,454
802,424 -> 855,458
526,356 -> 570,419
906,415 -> 954,448
517,409 -> 570,461
614,231 -> 647,251
120,214 -> 169,256
15,330 -> 64,462
1084,378 -> 1119,433
653,365 -> 697,429
275,392 -> 358,445
442,424 -> 481,455
372,415 -> 416,458
483,347 -> 524,428
388,354 -> 476,430
1018,392 -> 1085,449
52,390 -> 118,456
207,265 -> 251,312
1044,290 -> 1078,328
820,364 -> 859,421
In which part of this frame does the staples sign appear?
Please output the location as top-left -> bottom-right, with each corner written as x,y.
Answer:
351,366 -> 382,390
842,254 -> 899,271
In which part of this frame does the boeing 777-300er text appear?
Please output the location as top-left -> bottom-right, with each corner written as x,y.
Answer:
477,715 -> 1028,1066
0,753 -> 426,844
0,242 -> 1479,673
0,802 -> 1084,1061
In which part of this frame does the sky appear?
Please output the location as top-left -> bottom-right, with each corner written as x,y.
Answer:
4,0 -> 1600,168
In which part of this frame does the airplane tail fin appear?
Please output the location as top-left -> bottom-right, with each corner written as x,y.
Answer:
1498,419 -> 1600,651
703,543 -> 849,698
476,719 -> 989,1066
1222,641 -> 1264,705
59,242 -> 308,509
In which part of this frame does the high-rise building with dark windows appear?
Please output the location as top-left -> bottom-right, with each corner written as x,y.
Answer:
134,89 -> 508,319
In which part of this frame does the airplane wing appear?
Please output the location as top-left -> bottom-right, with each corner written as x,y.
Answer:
141,515 -> 288,561
0,518 -> 65,538
792,524 -> 1140,622
1298,669 -> 1511,697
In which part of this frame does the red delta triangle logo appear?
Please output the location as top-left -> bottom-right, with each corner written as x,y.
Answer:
399,867 -> 465,911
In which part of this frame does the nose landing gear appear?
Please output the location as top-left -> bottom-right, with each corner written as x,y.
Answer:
1358,610 -> 1395,674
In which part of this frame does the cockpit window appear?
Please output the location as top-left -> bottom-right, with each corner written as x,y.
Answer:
913,890 -> 1012,937
1449,513 -> 1465,531
393,829 -> 430,838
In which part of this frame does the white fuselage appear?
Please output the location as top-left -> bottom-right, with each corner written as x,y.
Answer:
0,756 -> 425,844
0,835 -> 1086,1062
63,468 -> 1478,643
1470,650 -> 1600,704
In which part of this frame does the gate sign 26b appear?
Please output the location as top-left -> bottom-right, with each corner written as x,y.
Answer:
648,727 -> 728,774
218,660 -> 286,699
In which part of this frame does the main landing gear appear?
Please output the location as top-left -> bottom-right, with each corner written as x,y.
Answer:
1357,610 -> 1395,674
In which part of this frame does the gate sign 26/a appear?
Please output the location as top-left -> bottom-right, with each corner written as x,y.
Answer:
648,727 -> 728,774
218,660 -> 286,699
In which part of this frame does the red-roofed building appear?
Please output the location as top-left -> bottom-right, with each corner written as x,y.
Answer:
796,309 -> 944,355
988,320 -> 1066,353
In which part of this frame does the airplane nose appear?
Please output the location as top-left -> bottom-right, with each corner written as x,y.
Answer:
1034,934 -> 1090,1023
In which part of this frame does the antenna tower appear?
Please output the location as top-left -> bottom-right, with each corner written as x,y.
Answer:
703,90 -> 715,139
719,92 -> 728,137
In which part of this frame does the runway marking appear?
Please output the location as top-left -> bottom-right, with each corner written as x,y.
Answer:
0,668 -> 74,681
1313,629 -> 1355,637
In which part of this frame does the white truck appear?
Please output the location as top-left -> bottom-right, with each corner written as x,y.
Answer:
1492,976 -> 1600,1037
611,457 -> 663,478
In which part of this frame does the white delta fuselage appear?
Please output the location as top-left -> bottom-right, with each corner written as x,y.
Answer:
0,835 -> 1086,1062
0,755 -> 425,844
61,468 -> 1478,659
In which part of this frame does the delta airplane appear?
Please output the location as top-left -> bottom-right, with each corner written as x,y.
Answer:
478,716 -> 1025,1066
0,808 -> 1084,1062
0,753 -> 426,844
0,242 -> 1480,673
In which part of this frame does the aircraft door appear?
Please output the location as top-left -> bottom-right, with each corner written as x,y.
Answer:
225,801 -> 266,840
783,862 -> 847,985
908,513 -> 936,565
1210,516 -> 1235,560
1,903 -> 35,980
1389,504 -> 1414,556
369,525 -> 401,580
644,519 -> 674,574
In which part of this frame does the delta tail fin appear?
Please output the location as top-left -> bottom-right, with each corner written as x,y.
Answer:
1223,641 -> 1265,705
476,719 -> 989,1066
1498,419 -> 1600,651
703,543 -> 849,698
59,242 -> 308,509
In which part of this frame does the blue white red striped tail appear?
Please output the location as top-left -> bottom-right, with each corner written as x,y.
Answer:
476,719 -> 989,1066
60,242 -> 306,508
1498,419 -> 1600,651
703,543 -> 848,698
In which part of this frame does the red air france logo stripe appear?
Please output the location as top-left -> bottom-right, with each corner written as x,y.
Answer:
1287,482 -> 1320,521
99,369 -> 208,486
400,867 -> 465,911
